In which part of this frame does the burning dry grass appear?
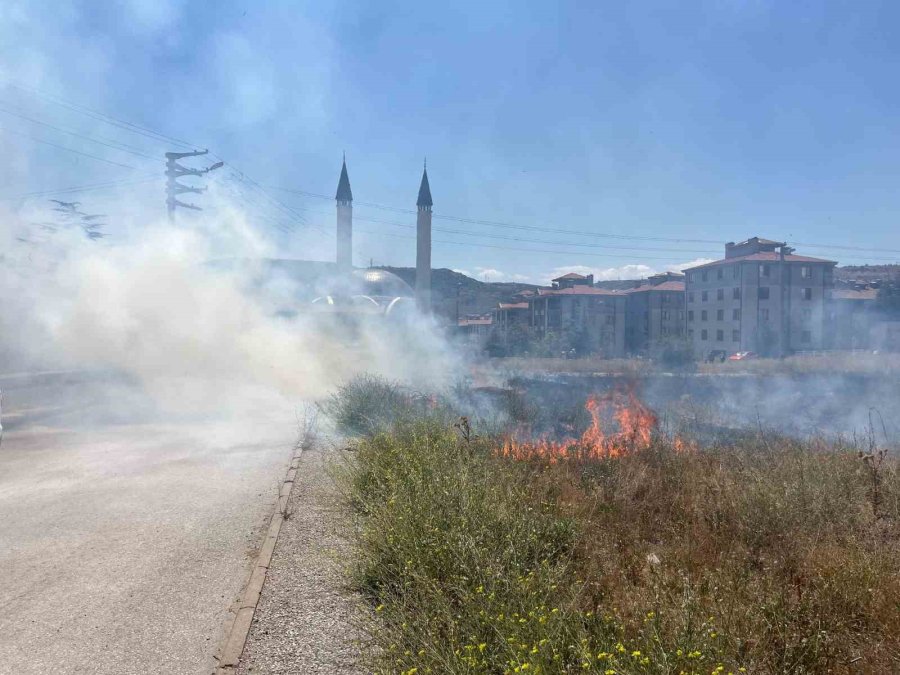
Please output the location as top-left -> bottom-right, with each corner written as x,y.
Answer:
338,385 -> 900,674
499,388 -> 680,462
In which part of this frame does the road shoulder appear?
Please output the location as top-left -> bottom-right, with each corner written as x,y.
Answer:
234,444 -> 365,674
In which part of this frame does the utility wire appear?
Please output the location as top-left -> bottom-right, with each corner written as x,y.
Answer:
0,126 -> 136,169
223,169 -> 322,234
0,175 -> 158,201
298,205 -> 900,261
299,206 -> 720,255
352,227 -> 711,261
9,82 -> 896,255
7,82 -> 197,149
269,184 -> 900,255
0,104 -> 162,161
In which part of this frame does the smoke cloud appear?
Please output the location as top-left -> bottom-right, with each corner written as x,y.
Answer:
0,199 -> 460,419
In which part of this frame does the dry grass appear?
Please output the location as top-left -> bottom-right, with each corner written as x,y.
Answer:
340,408 -> 900,674
493,357 -> 656,376
697,351 -> 900,375
486,352 -> 900,377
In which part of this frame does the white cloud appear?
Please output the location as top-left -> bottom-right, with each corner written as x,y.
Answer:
474,267 -> 505,282
462,267 -> 534,283
667,258 -> 715,273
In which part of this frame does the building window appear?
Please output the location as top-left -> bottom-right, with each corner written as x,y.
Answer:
701,310 -> 707,321
717,288 -> 724,300
733,287 -> 741,300
761,308 -> 770,321
688,310 -> 694,322
702,290 -> 708,302
717,309 -> 724,321
701,329 -> 708,341
717,268 -> 723,280
688,329 -> 694,339
760,264 -> 771,278
801,265 -> 811,278
716,329 -> 724,341
702,270 -> 708,282
687,291 -> 694,303
733,308 -> 741,321
733,265 -> 740,279
606,315 -> 615,325
732,329 -> 740,342
758,287 -> 770,300
662,310 -> 669,320
801,287 -> 812,300
688,272 -> 695,283
801,330 -> 811,344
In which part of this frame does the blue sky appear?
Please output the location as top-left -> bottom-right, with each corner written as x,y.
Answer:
1,0 -> 899,283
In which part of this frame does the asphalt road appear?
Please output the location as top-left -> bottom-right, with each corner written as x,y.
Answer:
0,372 -> 300,674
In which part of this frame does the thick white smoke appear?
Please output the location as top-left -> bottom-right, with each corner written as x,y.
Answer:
0,201 -> 461,417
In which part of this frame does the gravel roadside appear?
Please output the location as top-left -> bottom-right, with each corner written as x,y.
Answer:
236,444 -> 366,674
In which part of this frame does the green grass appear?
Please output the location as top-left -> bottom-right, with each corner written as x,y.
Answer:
488,352 -> 900,376
335,382 -> 900,674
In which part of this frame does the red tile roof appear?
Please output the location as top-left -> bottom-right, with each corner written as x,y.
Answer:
831,289 -> 878,300
535,287 -> 622,296
683,252 -> 835,271
552,272 -> 588,280
624,280 -> 686,293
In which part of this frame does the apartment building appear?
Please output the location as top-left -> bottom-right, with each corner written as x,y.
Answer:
529,286 -> 626,357
494,301 -> 530,331
684,237 -> 835,357
623,272 -> 686,355
550,272 -> 595,290
827,286 -> 878,349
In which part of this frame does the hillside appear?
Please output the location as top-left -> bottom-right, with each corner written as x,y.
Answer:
377,267 -> 540,322
836,264 -> 900,283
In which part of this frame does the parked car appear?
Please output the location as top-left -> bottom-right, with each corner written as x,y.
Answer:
728,351 -> 758,361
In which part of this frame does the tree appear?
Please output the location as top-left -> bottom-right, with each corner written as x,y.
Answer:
876,282 -> 900,319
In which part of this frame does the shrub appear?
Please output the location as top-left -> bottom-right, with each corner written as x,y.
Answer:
323,374 -> 444,436
339,403 -> 900,673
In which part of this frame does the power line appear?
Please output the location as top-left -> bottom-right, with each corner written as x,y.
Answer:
352,227 -> 708,261
224,169 -> 322,234
0,126 -> 136,169
5,87 -> 314,235
300,206 -> 900,261
0,175 -> 158,201
268,184 -> 900,255
266,185 -> 730,245
8,82 -> 197,150
0,103 -> 162,161
9,82 -> 895,255
300,206 -> 720,255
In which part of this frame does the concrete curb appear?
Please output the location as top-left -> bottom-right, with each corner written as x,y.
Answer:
214,434 -> 309,673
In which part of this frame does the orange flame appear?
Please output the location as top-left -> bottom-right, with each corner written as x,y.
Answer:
499,389 -> 682,462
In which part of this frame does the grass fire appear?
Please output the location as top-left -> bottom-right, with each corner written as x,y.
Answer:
499,388 -> 668,462
333,376 -> 900,674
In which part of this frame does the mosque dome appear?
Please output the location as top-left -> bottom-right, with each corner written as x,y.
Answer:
351,268 -> 413,300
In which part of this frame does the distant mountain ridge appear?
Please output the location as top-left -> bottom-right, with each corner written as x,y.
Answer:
835,265 -> 900,283
376,267 -> 539,322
